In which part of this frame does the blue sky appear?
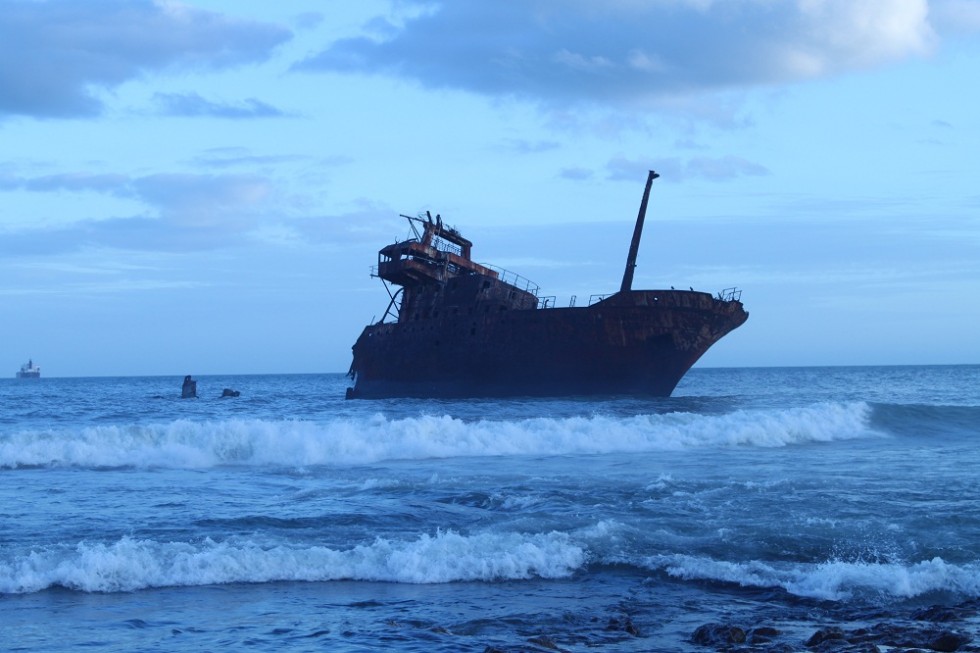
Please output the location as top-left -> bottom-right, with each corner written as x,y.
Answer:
2,0 -> 979,377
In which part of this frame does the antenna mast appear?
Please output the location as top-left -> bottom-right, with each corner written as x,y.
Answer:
619,170 -> 660,293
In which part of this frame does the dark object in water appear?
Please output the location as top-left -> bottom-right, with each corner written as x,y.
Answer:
16,359 -> 41,379
346,171 -> 748,399
181,375 -> 197,399
221,388 -> 240,398
691,623 -> 747,646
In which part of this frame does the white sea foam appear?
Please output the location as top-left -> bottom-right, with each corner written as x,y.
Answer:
0,402 -> 875,469
6,527 -> 978,599
0,530 -> 586,594
646,553 -> 980,601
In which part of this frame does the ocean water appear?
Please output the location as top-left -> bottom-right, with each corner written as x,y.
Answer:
2,366 -> 979,652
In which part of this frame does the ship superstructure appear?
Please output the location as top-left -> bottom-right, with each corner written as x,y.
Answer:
16,359 -> 41,379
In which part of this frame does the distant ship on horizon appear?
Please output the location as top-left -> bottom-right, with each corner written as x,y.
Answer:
16,359 -> 41,379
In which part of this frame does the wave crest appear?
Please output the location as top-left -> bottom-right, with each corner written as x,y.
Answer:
0,402 -> 874,469
647,553 -> 980,601
0,530 -> 586,594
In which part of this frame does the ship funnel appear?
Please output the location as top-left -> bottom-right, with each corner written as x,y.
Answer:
620,170 -> 660,293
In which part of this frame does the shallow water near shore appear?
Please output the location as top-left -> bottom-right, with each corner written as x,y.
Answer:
3,365 -> 979,651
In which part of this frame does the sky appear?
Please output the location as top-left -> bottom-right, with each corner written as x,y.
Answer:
2,0 -> 979,378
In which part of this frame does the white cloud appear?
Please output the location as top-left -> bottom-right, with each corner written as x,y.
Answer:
297,0 -> 953,107
0,0 -> 291,118
789,0 -> 935,75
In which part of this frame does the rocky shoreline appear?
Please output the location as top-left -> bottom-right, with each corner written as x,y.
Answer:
478,598 -> 980,653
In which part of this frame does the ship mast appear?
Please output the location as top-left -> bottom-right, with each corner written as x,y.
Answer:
619,170 -> 660,293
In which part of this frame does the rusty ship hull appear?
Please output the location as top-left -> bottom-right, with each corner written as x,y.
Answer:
350,290 -> 746,398
347,171 -> 748,399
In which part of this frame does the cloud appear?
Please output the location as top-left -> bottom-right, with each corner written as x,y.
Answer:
189,148 -> 344,170
16,173 -> 131,194
192,152 -> 299,169
683,155 -> 770,181
606,155 -> 769,182
0,171 -> 277,253
560,168 -> 594,181
293,11 -> 325,31
152,92 -> 286,119
0,168 -> 397,256
296,0 -> 942,108
0,0 -> 291,118
501,139 -> 562,154
931,0 -> 980,33
132,173 -> 272,224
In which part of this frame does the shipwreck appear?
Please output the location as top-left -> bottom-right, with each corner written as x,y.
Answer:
346,171 -> 748,398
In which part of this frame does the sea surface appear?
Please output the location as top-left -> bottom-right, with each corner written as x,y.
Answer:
2,366 -> 979,652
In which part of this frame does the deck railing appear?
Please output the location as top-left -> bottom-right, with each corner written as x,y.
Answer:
719,287 -> 742,302
479,264 -> 540,297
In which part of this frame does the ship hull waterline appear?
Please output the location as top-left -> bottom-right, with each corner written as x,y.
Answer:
347,289 -> 748,399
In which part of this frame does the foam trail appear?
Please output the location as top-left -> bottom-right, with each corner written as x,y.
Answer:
0,402 -> 875,469
0,531 -> 586,594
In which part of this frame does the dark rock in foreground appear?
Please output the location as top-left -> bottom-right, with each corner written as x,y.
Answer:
690,618 -> 973,652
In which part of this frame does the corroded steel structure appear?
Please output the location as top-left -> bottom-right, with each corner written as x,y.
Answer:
346,172 -> 748,398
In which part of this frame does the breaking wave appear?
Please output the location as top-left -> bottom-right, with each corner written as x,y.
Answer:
0,530 -> 585,594
643,553 -> 980,602
6,528 -> 979,601
0,402 -> 876,469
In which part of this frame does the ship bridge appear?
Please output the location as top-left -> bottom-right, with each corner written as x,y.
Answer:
372,212 -> 539,323
377,212 -> 496,288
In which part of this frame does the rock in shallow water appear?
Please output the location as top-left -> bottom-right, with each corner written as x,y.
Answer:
691,623 -> 746,646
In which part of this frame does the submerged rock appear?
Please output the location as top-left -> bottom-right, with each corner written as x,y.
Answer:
691,623 -> 746,646
801,622 -> 972,653
805,626 -> 847,648
748,626 -> 781,644
605,617 -> 639,636
913,604 -> 978,623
